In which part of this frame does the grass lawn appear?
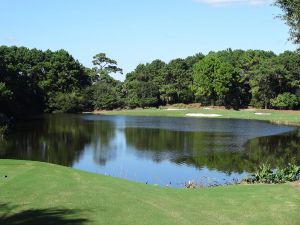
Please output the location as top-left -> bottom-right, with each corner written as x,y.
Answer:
97,108 -> 300,125
0,160 -> 299,225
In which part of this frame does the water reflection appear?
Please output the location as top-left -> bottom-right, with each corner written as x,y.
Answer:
124,127 -> 300,173
0,115 -> 90,166
86,120 -> 117,165
0,114 -> 299,185
245,131 -> 300,168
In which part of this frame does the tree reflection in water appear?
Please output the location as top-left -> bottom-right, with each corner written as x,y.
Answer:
124,127 -> 300,173
1,114 -> 299,182
0,114 -> 117,166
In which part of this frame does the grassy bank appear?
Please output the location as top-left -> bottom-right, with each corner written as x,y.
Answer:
0,160 -> 299,225
95,107 -> 300,125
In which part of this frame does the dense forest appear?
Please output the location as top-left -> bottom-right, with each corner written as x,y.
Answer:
1,46 -> 300,134
0,46 -> 90,136
0,0 -> 299,136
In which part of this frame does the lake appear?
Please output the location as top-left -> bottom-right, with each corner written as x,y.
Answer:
1,114 -> 299,187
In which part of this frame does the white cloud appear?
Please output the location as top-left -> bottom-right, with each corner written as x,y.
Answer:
193,0 -> 269,6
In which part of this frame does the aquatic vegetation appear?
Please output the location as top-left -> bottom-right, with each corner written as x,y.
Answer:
246,163 -> 300,184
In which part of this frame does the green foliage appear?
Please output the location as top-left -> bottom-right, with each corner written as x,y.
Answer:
0,46 -> 91,117
163,58 -> 194,104
87,53 -> 124,110
90,73 -> 124,110
250,51 -> 300,109
126,80 -> 159,108
122,49 -> 300,110
249,164 -> 275,184
91,53 -> 122,82
192,54 -> 220,104
275,0 -> 300,46
193,50 -> 245,108
270,92 -> 299,109
47,91 -> 86,113
0,82 -> 13,100
124,62 -> 162,108
124,55 -> 202,108
1,46 -> 300,114
275,163 -> 300,183
248,163 -> 300,184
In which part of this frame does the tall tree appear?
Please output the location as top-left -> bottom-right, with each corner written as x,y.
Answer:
162,59 -> 191,104
89,53 -> 124,109
250,51 -> 300,109
192,52 -> 240,107
91,53 -> 122,82
275,0 -> 300,46
90,73 -> 124,110
124,62 -> 161,108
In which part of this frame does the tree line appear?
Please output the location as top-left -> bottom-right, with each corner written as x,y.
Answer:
1,47 -> 299,116
93,49 -> 300,110
0,0 -> 299,135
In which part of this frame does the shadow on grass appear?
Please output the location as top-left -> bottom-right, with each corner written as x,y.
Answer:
0,203 -> 89,225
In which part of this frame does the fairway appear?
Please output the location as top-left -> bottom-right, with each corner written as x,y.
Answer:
0,160 -> 299,225
98,108 -> 300,125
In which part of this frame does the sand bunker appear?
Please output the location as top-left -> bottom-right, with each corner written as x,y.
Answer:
165,108 -> 186,111
243,109 -> 256,111
185,113 -> 222,117
254,113 -> 271,115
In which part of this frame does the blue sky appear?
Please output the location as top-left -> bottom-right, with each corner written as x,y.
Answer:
0,0 -> 296,80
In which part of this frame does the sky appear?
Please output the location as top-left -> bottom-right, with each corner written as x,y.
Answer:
0,0 -> 296,80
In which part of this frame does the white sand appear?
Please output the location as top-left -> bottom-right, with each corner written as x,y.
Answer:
243,109 -> 256,111
254,113 -> 271,115
185,113 -> 222,117
165,108 -> 186,111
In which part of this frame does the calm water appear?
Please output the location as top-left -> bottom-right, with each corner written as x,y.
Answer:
1,114 -> 299,187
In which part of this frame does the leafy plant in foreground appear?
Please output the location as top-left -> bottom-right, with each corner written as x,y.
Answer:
247,163 -> 300,184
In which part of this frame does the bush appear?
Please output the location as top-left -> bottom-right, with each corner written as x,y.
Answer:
246,163 -> 300,184
270,92 -> 299,109
275,164 -> 300,183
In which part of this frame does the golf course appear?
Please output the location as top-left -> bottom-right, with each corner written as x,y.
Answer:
97,107 -> 300,125
1,0 -> 300,224
0,160 -> 299,225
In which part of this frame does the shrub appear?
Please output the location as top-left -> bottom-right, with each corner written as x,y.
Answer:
270,92 -> 299,109
274,164 -> 300,183
247,163 -> 300,184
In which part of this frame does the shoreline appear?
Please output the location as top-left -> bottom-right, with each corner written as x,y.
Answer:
87,107 -> 300,127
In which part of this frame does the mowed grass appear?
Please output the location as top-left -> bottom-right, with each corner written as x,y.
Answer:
99,108 -> 300,125
0,160 -> 299,225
